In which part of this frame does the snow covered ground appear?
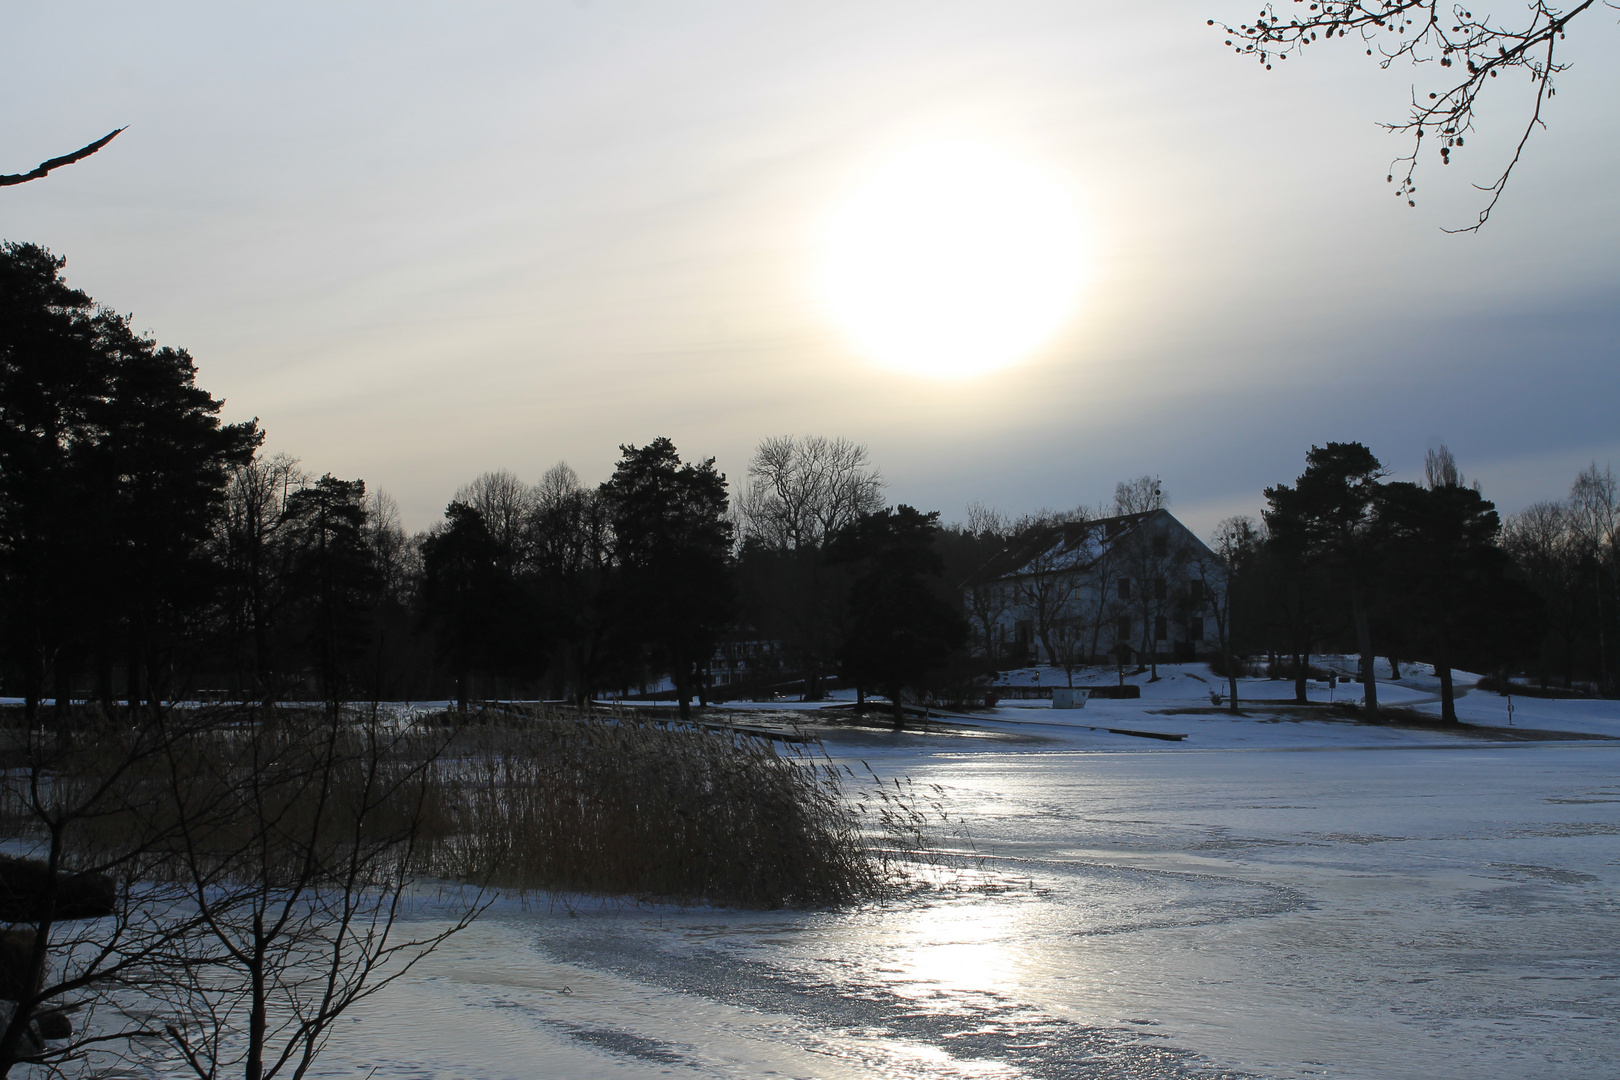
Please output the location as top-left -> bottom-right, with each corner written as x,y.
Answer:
287,671 -> 1620,1080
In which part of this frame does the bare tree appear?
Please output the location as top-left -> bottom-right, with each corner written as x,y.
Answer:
454,470 -> 537,571
1503,499 -> 1586,688
529,462 -> 614,702
363,489 -> 411,601
1049,617 -> 1089,687
1423,444 -> 1479,490
963,578 -> 1013,668
736,436 -> 884,551
733,437 -> 883,699
1568,461 -> 1618,691
1202,516 -> 1262,711
1211,1 -> 1604,229
1113,476 -> 1167,516
1116,517 -> 1193,681
218,454 -> 309,705
151,709 -> 484,1080
0,706 -> 485,1080
964,501 -> 1010,539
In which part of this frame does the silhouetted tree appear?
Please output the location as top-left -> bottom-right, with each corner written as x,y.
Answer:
733,436 -> 883,698
1503,499 -> 1590,688
1265,443 -> 1387,715
1113,475 -> 1167,516
1202,516 -> 1261,712
282,476 -> 378,714
530,463 -> 613,703
1375,480 -> 1544,720
216,454 -> 306,704
600,439 -> 734,721
826,506 -> 967,725
91,317 -> 259,713
0,243 -> 256,718
1567,462 -> 1619,693
0,243 -> 105,723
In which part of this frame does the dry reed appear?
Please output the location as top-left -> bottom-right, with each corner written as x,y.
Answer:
1,705 -> 932,909
414,707 -> 894,907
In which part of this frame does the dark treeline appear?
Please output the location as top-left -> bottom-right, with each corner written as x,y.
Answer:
1,244 -> 971,723
1215,442 -> 1615,722
5,244 -> 1612,725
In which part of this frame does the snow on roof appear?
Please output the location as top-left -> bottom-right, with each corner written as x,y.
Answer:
963,511 -> 1158,585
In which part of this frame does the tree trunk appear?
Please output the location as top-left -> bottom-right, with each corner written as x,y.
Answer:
1437,633 -> 1456,723
96,641 -> 114,714
52,660 -> 70,721
126,644 -> 142,721
1293,648 -> 1308,704
247,934 -> 266,1080
454,670 -> 468,714
1226,648 -> 1240,714
1388,656 -> 1402,680
1350,587 -> 1379,717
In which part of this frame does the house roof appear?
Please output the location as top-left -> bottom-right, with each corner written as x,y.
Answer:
961,508 -> 1217,587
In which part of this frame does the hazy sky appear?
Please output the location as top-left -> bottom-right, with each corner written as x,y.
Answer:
5,2 -> 1617,536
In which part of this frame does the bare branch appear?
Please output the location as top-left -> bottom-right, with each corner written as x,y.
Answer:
1,129 -> 126,187
1210,2 -> 1601,228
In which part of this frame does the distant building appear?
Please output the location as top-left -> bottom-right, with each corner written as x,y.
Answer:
961,509 -> 1223,667
709,638 -> 781,687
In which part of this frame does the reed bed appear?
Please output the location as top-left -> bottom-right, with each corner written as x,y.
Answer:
0,705 -> 935,909
415,707 -> 899,907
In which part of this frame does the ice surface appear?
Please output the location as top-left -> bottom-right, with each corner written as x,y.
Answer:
193,671 -> 1618,1079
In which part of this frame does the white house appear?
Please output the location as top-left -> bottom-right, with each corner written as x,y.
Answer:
962,509 -> 1224,667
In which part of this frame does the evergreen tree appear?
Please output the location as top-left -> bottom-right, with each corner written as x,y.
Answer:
0,243 -> 256,718
0,243 -> 105,722
1375,481 -> 1545,722
282,476 -> 379,714
1264,443 -> 1386,715
600,438 -> 733,721
826,506 -> 967,725
420,502 -> 506,712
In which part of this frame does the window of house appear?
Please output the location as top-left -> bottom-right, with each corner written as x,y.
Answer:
1189,579 -> 1204,603
1153,578 -> 1167,601
1117,616 -> 1131,641
1014,620 -> 1033,647
1187,615 -> 1204,642
1152,535 -> 1167,557
1154,615 -> 1167,640
1118,577 -> 1131,600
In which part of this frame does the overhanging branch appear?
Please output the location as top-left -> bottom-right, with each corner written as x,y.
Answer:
1,128 -> 126,188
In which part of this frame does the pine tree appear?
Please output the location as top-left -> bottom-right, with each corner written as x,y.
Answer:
600,438 -> 734,721
826,506 -> 967,725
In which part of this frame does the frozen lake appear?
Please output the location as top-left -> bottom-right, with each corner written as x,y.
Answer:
320,693 -> 1620,1080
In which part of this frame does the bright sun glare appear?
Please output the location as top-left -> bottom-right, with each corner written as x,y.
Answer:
822,140 -> 1087,379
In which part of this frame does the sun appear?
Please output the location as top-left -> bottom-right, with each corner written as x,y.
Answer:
821,140 -> 1087,379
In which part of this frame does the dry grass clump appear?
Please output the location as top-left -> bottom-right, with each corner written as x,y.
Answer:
416,708 -> 892,907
